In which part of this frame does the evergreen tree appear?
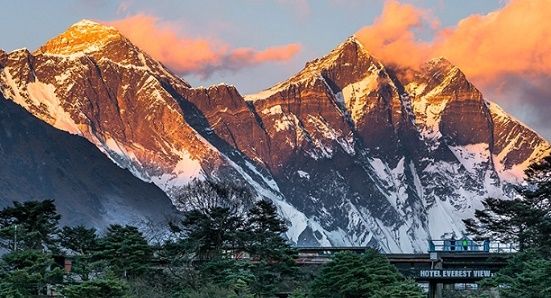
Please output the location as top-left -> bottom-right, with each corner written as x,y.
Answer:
0,250 -> 64,297
244,200 -> 298,296
157,238 -> 202,291
480,250 -> 551,298
0,200 -> 61,251
464,154 -> 551,254
375,279 -> 427,298
176,206 -> 245,259
245,199 -> 290,258
180,283 -> 249,298
310,250 -> 424,298
63,276 -> 128,298
60,225 -> 98,254
95,225 -> 152,279
199,258 -> 255,296
171,179 -> 251,259
60,225 -> 99,281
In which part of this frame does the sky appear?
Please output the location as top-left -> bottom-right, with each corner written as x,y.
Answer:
1,0 -> 550,140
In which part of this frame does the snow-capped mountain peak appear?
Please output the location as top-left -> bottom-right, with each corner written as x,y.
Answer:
245,35 -> 379,102
1,28 -> 549,253
71,18 -> 103,27
36,19 -> 122,56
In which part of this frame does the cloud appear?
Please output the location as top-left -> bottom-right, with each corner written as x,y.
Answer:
483,75 -> 551,140
107,14 -> 301,78
435,0 -> 551,84
356,0 -> 551,140
357,0 -> 551,82
116,0 -> 133,15
355,0 -> 436,68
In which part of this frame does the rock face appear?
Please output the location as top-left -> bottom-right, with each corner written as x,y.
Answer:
1,21 -> 549,251
0,94 -> 176,229
1,20 -> 271,199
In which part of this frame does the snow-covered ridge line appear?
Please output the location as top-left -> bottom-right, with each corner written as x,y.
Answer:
244,36 -> 368,102
488,101 -> 551,143
2,22 -> 550,253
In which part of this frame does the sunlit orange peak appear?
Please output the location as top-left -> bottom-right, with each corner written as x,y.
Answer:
36,19 -> 122,56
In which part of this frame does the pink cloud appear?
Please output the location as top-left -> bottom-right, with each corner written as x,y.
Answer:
107,14 -> 302,78
355,0 -> 436,69
355,0 -> 551,85
354,0 -> 551,139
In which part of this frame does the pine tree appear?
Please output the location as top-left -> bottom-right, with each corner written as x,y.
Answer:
480,250 -> 551,298
245,199 -> 289,257
464,154 -> 551,254
0,200 -> 61,251
0,250 -> 64,297
60,225 -> 99,281
162,180 -> 247,293
171,180 -> 250,259
244,200 -> 298,296
176,206 -> 245,259
60,225 -> 98,254
94,225 -> 152,279
310,250 -> 424,298
63,276 -> 128,298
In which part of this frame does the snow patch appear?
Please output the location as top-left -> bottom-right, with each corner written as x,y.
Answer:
262,105 -> 283,115
156,153 -> 203,189
297,170 -> 310,179
18,79 -> 80,134
338,71 -> 380,123
448,143 -> 490,175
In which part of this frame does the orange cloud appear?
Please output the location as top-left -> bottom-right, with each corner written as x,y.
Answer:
355,0 -> 436,69
356,0 -> 551,83
434,0 -> 551,83
356,0 -> 551,139
107,14 -> 301,78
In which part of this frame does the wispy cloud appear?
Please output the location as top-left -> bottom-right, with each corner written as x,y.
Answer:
116,0 -> 133,15
107,14 -> 302,78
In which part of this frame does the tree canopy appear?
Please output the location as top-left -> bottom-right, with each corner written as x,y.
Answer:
311,250 -> 423,298
0,199 -> 61,251
60,225 -> 98,254
95,224 -> 153,279
479,250 -> 551,298
170,184 -> 299,297
0,250 -> 64,297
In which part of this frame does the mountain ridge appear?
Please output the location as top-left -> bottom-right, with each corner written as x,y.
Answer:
1,20 -> 549,252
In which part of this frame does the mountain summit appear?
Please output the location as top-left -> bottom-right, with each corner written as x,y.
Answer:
37,19 -> 122,56
1,20 -> 549,252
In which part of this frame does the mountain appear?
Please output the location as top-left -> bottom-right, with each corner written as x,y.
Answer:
0,93 -> 176,229
1,21 -> 549,251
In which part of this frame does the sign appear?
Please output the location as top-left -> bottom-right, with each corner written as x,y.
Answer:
418,269 -> 494,280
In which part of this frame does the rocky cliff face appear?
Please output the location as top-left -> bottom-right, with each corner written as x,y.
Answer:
0,94 -> 176,229
0,20 -> 274,199
1,20 -> 549,251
